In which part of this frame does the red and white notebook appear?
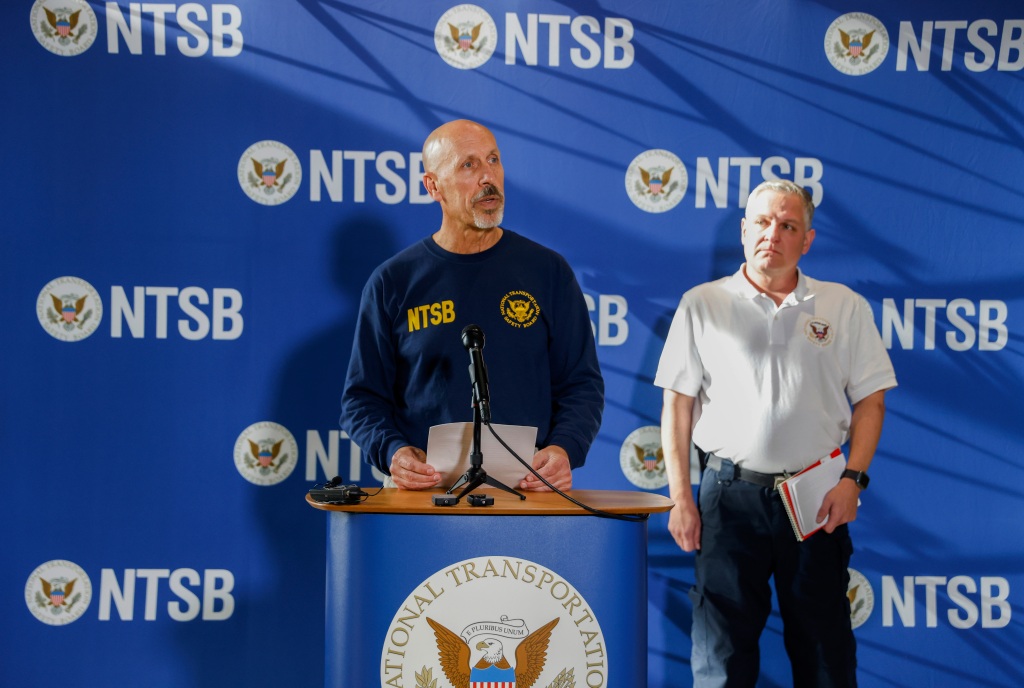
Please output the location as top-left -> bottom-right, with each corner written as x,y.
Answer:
777,448 -> 846,541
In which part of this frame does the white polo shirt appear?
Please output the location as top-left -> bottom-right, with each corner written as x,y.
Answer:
654,267 -> 897,474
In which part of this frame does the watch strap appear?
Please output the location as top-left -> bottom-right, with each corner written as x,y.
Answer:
841,468 -> 869,490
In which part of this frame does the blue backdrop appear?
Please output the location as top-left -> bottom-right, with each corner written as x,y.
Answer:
4,1 -> 1023,686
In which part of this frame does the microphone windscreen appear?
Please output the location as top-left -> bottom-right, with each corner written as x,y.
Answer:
461,324 -> 485,350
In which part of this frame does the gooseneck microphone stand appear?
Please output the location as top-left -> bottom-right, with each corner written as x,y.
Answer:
447,325 -> 525,501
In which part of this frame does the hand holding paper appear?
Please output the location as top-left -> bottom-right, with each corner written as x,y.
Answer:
815,470 -> 863,534
777,449 -> 846,541
425,422 -> 538,488
520,445 -> 572,491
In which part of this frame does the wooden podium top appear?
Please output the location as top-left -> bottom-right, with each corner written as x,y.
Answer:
306,487 -> 673,516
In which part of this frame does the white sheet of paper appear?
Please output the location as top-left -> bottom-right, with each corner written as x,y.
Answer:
426,422 -> 538,489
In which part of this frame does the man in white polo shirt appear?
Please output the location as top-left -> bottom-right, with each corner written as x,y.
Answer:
655,179 -> 897,687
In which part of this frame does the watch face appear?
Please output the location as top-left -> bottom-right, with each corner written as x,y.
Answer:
844,470 -> 869,489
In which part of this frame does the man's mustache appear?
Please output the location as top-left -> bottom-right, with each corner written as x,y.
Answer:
473,185 -> 503,203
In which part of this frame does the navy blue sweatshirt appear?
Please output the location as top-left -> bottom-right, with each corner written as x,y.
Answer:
340,230 -> 604,474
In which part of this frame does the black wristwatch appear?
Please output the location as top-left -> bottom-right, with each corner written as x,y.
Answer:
841,469 -> 870,490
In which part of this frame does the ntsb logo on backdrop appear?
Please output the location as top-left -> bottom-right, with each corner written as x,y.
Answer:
26,560 -> 237,623
237,140 -> 302,205
30,1 -> 244,58
37,277 -> 244,341
234,421 -> 298,486
625,150 -> 687,214
624,149 -> 824,213
37,276 -> 103,341
824,13 -> 890,76
434,4 -> 498,70
848,568 -> 874,630
824,12 -> 1024,74
433,4 -> 635,70
30,0 -> 98,56
25,560 -> 93,626
619,426 -> 668,490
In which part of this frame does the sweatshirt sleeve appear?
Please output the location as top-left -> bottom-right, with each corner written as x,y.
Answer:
542,264 -> 605,468
339,272 -> 407,474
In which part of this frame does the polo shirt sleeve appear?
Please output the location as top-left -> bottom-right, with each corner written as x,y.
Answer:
654,291 -> 705,397
845,294 -> 898,404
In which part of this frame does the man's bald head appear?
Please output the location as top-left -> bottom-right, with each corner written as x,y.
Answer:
422,119 -> 496,175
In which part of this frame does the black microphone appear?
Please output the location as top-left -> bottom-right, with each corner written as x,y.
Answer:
461,324 -> 491,423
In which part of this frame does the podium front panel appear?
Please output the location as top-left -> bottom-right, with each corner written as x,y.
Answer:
324,509 -> 651,687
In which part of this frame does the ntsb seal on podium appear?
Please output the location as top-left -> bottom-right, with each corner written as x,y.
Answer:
380,555 -> 608,687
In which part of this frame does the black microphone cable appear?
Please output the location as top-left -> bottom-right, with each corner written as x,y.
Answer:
485,423 -> 649,522
459,323 -> 648,521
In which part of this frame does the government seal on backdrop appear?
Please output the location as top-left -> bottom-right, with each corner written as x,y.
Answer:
434,4 -> 498,70
824,13 -> 889,76
30,0 -> 97,56
620,426 -> 668,490
381,555 -> 607,688
25,560 -> 92,626
625,149 -> 687,213
848,567 -> 874,629
37,276 -> 103,342
234,421 -> 298,485
237,140 -> 302,205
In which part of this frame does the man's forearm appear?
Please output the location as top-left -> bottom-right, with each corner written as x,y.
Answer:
662,389 -> 695,503
847,389 -> 887,473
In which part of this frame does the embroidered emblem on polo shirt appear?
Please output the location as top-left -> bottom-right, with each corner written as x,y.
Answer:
805,317 -> 834,346
500,290 -> 539,328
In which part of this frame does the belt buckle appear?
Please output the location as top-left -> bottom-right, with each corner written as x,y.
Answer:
773,473 -> 790,490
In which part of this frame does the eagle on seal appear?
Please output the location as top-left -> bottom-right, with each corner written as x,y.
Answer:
426,616 -> 559,688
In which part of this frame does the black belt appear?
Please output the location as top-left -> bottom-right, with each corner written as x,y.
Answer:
702,451 -> 792,489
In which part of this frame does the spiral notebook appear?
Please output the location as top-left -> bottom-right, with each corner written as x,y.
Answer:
777,448 -> 846,541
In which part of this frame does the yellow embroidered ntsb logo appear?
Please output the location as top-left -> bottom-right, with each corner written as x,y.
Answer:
408,300 -> 455,332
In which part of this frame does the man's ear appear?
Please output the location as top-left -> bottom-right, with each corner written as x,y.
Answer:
803,228 -> 816,255
422,173 -> 440,200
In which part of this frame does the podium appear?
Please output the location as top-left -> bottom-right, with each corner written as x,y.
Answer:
307,488 -> 672,687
